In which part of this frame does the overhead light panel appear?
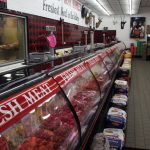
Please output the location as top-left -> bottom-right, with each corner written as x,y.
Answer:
132,0 -> 141,14
96,0 -> 110,16
129,0 -> 132,15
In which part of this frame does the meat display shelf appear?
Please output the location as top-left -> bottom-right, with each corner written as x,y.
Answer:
0,42 -> 125,150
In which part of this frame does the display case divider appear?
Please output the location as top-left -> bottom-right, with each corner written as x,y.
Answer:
51,76 -> 82,145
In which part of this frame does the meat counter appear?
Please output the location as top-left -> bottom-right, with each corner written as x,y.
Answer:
0,43 -> 124,150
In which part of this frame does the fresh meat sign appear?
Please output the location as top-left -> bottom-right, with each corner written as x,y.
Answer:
0,78 -> 59,132
54,62 -> 87,87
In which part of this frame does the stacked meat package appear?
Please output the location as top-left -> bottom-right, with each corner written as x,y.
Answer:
106,107 -> 127,129
111,94 -> 128,110
118,51 -> 132,84
104,51 -> 132,149
114,80 -> 128,95
91,133 -> 110,150
103,128 -> 125,150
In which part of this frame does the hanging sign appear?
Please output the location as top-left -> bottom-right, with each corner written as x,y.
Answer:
54,61 -> 87,87
85,55 -> 102,68
7,0 -> 82,25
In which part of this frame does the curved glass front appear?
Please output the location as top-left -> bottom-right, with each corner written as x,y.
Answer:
0,92 -> 79,150
62,68 -> 101,135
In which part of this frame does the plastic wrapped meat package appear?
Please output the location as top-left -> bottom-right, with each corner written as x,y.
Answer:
91,133 -> 110,150
63,69 -> 101,131
1,93 -> 79,150
114,80 -> 128,94
111,94 -> 128,109
103,128 -> 125,149
106,107 -> 127,129
118,67 -> 130,78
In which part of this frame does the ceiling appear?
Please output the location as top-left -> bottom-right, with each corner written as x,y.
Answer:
79,0 -> 149,16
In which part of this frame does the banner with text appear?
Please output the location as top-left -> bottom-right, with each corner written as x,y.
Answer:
7,0 -> 82,25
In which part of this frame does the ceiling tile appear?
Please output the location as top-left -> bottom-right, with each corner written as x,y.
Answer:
80,0 -> 142,15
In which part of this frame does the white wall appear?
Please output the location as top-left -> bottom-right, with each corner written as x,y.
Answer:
97,7 -> 150,48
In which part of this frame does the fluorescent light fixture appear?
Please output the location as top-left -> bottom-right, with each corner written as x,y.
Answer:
129,0 -> 132,15
54,106 -> 58,110
6,78 -> 11,81
4,74 -> 11,78
96,0 -> 110,16
67,89 -> 71,97
42,114 -> 51,120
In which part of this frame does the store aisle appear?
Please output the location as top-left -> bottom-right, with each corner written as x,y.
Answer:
125,59 -> 150,150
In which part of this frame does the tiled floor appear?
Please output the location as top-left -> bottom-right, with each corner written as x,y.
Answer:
125,59 -> 150,149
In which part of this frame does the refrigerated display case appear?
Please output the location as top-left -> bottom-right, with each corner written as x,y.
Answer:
83,55 -> 111,99
97,51 -> 114,78
106,48 -> 118,64
0,76 -> 81,150
53,60 -> 101,136
0,42 -> 125,150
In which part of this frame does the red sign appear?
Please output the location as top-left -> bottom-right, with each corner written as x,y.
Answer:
85,55 -> 102,68
54,56 -> 103,88
98,51 -> 108,60
106,48 -> 112,54
0,78 -> 60,132
54,61 -> 87,87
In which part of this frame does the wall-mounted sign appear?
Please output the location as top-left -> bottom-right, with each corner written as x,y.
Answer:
7,0 -> 83,26
130,17 -> 146,39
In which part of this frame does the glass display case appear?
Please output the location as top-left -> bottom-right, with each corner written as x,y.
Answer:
108,44 -> 124,64
0,43 -> 125,150
107,48 -> 118,64
0,12 -> 27,66
98,51 -> 114,78
54,61 -> 101,136
0,77 -> 80,150
84,55 -> 111,99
